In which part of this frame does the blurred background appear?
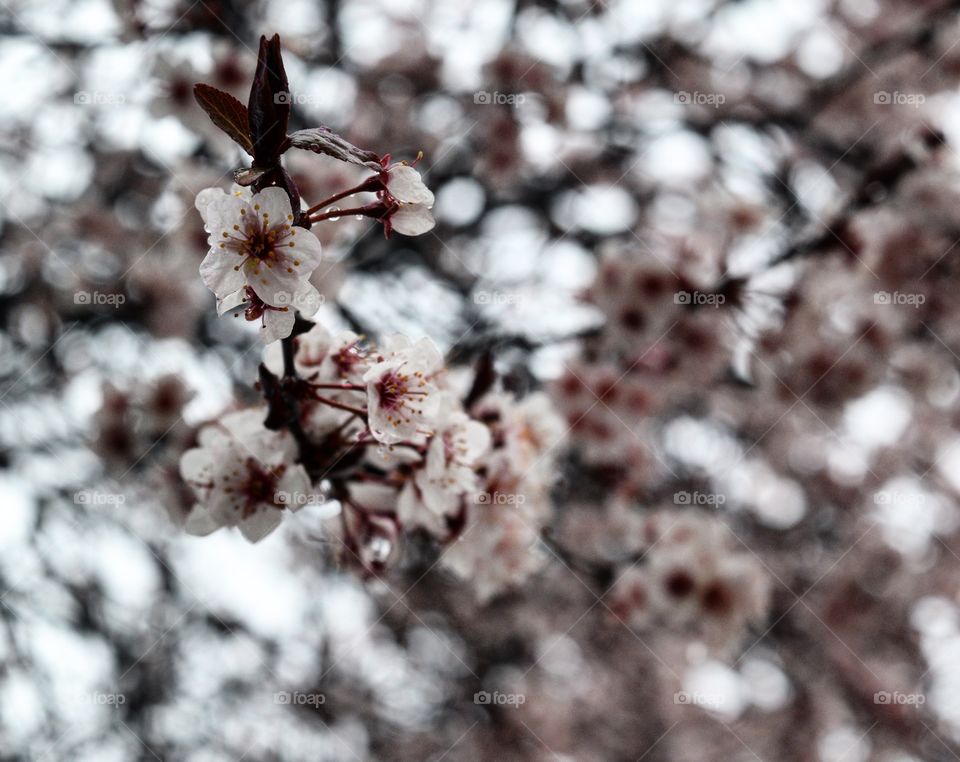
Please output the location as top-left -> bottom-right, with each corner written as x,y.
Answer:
4,0 -> 960,760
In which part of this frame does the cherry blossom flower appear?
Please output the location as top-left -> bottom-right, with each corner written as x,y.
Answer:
398,395 -> 492,535
291,323 -> 372,384
379,160 -> 436,237
385,203 -> 436,236
363,334 -> 444,445
218,281 -> 322,343
474,390 -> 566,495
262,322 -> 375,439
196,184 -> 322,307
381,162 -> 434,206
179,408 -> 334,542
606,511 -> 772,649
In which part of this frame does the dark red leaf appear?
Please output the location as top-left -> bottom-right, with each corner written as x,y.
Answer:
193,83 -> 254,155
247,34 -> 290,166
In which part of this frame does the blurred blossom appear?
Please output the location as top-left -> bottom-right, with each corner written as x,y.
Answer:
3,0 -> 960,760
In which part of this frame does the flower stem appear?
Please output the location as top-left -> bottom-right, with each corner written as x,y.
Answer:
313,393 -> 368,418
309,203 -> 381,223
304,177 -> 381,216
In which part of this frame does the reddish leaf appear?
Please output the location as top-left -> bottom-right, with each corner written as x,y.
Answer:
194,83 -> 254,155
287,127 -> 382,170
247,34 -> 290,165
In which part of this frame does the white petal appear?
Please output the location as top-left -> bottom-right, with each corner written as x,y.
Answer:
254,186 -> 294,221
283,225 -> 323,270
244,257 -> 307,307
390,204 -> 435,236
462,420 -> 492,461
261,308 -> 295,344
386,165 -> 434,205
293,281 -> 323,317
184,505 -> 221,536
276,465 -> 311,513
238,508 -> 283,542
409,337 -> 444,372
216,289 -> 247,316
199,190 -> 247,235
195,187 -> 226,218
262,341 -> 285,375
229,184 -> 254,200
219,408 -> 269,441
179,447 -> 213,484
379,334 -> 413,354
200,249 -> 245,299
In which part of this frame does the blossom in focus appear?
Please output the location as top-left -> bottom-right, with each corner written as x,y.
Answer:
379,161 -> 435,237
178,408 -> 333,542
382,163 -> 434,205
217,281 -> 322,343
363,334 -> 444,444
196,185 -> 322,307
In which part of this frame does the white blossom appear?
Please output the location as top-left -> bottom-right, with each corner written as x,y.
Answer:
363,334 -> 444,444
381,163 -> 436,236
398,395 -> 491,535
196,184 -> 322,307
217,281 -> 322,343
178,408 -> 334,542
383,164 -> 434,205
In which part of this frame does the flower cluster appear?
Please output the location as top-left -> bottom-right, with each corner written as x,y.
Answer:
189,36 -> 436,344
75,34 -> 573,605
177,318 -> 566,602
179,409 -> 334,542
439,391 -> 566,601
606,511 -> 770,650
550,247 -> 728,492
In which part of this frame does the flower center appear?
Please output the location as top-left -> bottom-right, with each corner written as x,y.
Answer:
238,458 -> 286,517
377,370 -> 410,412
245,225 -> 277,261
